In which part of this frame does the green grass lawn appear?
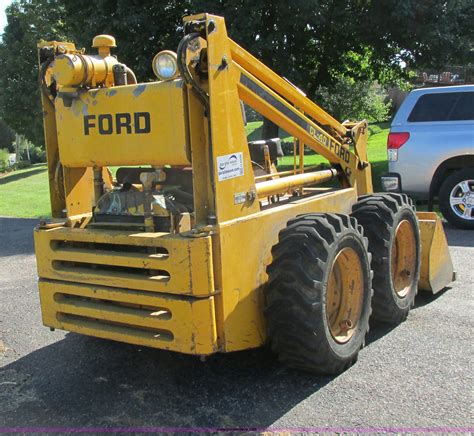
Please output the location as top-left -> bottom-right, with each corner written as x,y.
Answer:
0,164 -> 50,218
0,122 -> 390,218
245,121 -> 293,142
276,121 -> 389,192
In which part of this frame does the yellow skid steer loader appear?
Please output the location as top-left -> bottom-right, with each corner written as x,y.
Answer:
34,13 -> 454,373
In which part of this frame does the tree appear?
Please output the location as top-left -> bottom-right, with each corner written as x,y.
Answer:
61,0 -> 188,82
62,0 -> 473,134
0,119 -> 15,152
0,0 -> 472,146
0,0 -> 70,148
364,0 -> 473,71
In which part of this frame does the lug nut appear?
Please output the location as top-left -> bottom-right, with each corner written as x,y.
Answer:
340,319 -> 353,331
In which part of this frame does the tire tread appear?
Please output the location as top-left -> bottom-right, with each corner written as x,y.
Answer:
265,213 -> 372,374
352,193 -> 420,324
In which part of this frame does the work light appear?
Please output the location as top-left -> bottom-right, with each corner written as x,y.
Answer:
152,51 -> 179,80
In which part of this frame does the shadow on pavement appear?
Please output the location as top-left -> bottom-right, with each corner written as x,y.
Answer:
0,333 -> 332,428
0,217 -> 465,428
414,288 -> 451,309
366,320 -> 397,345
0,217 -> 38,257
0,318 -> 404,429
0,168 -> 46,186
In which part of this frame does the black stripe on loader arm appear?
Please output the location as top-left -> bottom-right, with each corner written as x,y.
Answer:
239,74 -> 350,166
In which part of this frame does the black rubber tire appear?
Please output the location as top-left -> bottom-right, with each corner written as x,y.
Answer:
265,213 -> 373,374
438,168 -> 474,230
352,193 -> 421,324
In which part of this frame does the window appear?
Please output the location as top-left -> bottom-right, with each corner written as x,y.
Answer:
408,92 -> 474,122
449,92 -> 474,120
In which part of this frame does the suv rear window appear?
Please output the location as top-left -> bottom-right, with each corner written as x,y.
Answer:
408,92 -> 474,122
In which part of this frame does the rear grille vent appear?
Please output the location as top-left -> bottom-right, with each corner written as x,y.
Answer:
57,313 -> 174,342
52,260 -> 171,282
36,227 -> 215,297
55,292 -> 174,342
50,240 -> 169,256
54,293 -> 173,320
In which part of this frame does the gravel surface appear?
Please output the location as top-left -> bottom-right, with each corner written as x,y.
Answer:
0,216 -> 472,431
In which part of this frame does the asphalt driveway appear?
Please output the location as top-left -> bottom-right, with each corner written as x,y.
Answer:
0,216 -> 472,431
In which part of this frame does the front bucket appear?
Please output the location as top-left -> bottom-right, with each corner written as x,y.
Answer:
417,212 -> 455,293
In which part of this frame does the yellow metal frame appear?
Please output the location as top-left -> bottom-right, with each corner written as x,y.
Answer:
417,212 -> 455,294
34,13 -> 452,356
39,280 -> 218,354
35,227 -> 215,296
56,80 -> 190,168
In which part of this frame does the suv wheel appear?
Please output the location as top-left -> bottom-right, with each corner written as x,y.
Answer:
439,168 -> 474,230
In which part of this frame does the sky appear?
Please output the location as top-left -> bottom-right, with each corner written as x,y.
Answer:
0,0 -> 12,37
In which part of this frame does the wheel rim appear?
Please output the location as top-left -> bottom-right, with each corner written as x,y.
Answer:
449,179 -> 474,221
391,220 -> 417,298
326,247 -> 364,344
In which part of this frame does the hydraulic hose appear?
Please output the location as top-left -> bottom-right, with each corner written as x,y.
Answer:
39,56 -> 55,102
177,31 -> 216,212
177,33 -> 209,110
125,66 -> 137,84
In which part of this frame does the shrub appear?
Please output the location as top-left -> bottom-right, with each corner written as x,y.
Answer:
281,140 -> 294,155
0,120 -> 15,152
30,146 -> 46,164
0,148 -> 9,171
280,140 -> 317,157
244,105 -> 262,123
20,145 -> 46,164
16,160 -> 31,169
315,77 -> 391,123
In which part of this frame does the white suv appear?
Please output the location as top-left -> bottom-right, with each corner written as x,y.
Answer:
382,85 -> 474,229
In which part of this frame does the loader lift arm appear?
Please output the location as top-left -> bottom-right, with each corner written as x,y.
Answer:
180,15 -> 373,197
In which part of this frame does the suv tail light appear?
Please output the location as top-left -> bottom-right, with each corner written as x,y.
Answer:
387,132 -> 410,149
387,132 -> 410,162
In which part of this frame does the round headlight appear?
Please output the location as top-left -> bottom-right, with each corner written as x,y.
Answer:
152,51 -> 179,80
